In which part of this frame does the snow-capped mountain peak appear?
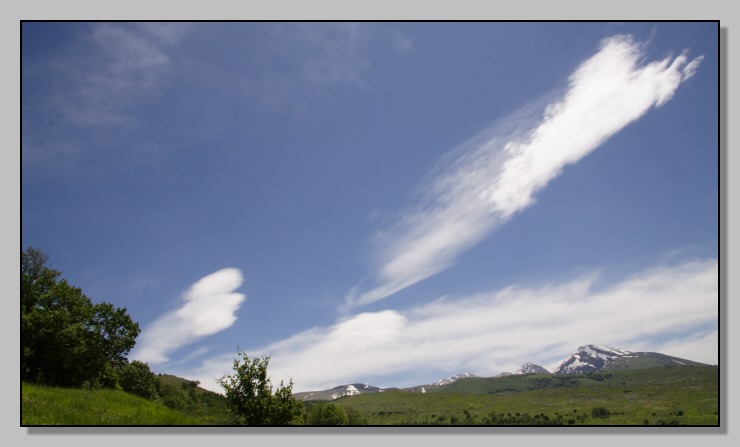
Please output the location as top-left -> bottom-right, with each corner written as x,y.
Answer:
578,344 -> 632,358
551,344 -> 633,375
328,383 -> 383,400
514,362 -> 550,375
432,373 -> 477,386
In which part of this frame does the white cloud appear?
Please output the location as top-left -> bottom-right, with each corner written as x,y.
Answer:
344,34 -> 704,309
22,23 -> 192,176
182,258 -> 717,393
628,329 -> 718,365
204,23 -> 372,113
131,268 -> 245,365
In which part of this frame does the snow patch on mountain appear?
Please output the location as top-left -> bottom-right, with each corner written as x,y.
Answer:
327,383 -> 383,400
514,362 -> 550,375
551,344 -> 633,375
433,373 -> 477,386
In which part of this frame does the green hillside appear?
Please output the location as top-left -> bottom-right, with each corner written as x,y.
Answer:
432,364 -> 716,394
22,382 -> 202,425
604,352 -> 707,370
21,365 -> 719,426
330,366 -> 719,426
155,374 -> 231,424
22,375 -> 231,425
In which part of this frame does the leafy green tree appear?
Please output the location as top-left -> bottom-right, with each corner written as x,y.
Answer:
21,247 -> 140,388
21,247 -> 60,313
304,402 -> 350,425
217,350 -> 303,425
161,385 -> 190,411
181,379 -> 200,400
119,360 -> 160,400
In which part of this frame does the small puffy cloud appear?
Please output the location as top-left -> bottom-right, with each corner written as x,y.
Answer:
183,258 -> 716,393
345,34 -> 704,309
131,268 -> 245,365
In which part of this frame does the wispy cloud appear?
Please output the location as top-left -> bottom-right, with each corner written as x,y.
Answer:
22,23 -> 191,176
278,22 -> 368,87
55,23 -> 183,128
22,23 -> 407,174
181,258 -> 716,393
344,35 -> 704,309
628,329 -> 718,365
190,23 -> 377,113
131,268 -> 245,365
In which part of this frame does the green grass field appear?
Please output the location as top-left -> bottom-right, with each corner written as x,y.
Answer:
21,366 -> 719,426
21,382 -> 202,425
330,366 -> 719,426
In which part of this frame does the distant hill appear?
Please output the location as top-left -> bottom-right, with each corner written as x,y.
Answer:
297,373 -> 485,401
295,383 -> 387,402
294,344 -> 711,400
514,362 -> 550,375
549,344 -> 707,375
328,366 -> 718,425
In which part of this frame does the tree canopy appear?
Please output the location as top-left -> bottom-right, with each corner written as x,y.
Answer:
119,360 -> 160,400
21,247 -> 140,388
217,349 -> 303,425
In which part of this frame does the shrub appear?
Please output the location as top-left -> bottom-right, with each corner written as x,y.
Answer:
217,350 -> 302,425
304,403 -> 349,425
119,361 -> 160,400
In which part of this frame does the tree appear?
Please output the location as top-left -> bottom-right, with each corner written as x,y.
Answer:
21,247 -> 60,313
217,349 -> 303,425
81,302 -> 139,387
21,247 -> 140,388
119,360 -> 160,400
304,402 -> 349,426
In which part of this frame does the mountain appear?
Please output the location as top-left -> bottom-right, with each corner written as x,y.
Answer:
549,344 -> 706,375
550,345 -> 631,375
514,362 -> 550,375
400,373 -> 479,394
294,383 -> 386,402
432,373 -> 477,386
292,344 -> 710,400
298,373 -> 480,400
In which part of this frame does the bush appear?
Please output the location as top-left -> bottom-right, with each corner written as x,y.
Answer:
344,406 -> 368,425
119,361 -> 160,400
591,407 -> 611,419
304,403 -> 349,425
217,350 -> 303,425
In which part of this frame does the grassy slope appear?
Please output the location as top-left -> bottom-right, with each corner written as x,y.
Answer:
155,374 -> 231,424
22,382 -> 204,425
21,366 -> 719,426
331,366 -> 719,426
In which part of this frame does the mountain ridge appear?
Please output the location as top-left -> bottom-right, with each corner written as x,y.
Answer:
293,344 -> 710,400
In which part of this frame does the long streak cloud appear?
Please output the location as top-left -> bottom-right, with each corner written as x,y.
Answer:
184,258 -> 717,393
344,35 -> 703,309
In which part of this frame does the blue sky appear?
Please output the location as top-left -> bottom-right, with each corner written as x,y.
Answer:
21,22 -> 718,393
